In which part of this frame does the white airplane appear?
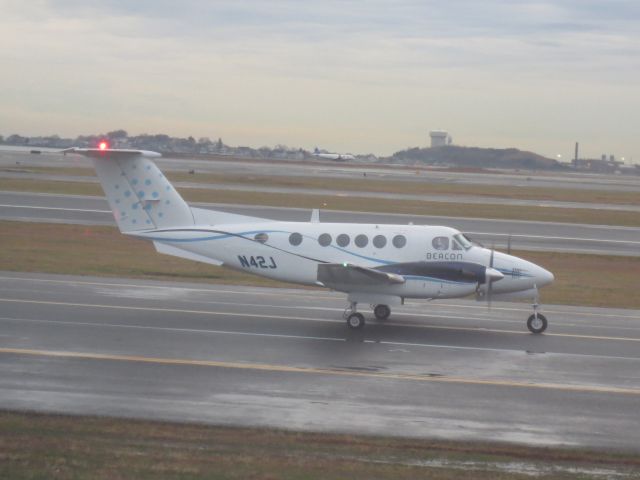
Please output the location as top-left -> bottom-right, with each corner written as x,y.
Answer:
313,147 -> 355,161
65,144 -> 554,333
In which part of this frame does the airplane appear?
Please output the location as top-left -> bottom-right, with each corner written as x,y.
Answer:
64,143 -> 554,333
313,147 -> 355,161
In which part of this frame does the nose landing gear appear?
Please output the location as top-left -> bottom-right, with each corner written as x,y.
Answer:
527,288 -> 548,334
527,312 -> 548,334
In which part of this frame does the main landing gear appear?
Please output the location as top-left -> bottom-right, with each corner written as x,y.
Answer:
344,302 -> 365,329
373,304 -> 391,321
344,303 -> 391,329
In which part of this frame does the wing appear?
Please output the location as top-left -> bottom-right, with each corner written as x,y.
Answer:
317,263 -> 405,288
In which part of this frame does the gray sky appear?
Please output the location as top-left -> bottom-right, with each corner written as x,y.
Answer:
1,1 -> 638,160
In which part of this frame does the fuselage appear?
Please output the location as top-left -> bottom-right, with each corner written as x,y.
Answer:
135,222 -> 554,300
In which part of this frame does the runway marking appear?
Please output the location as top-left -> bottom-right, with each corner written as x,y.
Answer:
2,275 -> 640,322
0,276 -> 335,300
2,298 -> 640,343
4,315 -> 640,362
465,231 -> 640,246
1,347 -> 640,396
0,204 -> 110,213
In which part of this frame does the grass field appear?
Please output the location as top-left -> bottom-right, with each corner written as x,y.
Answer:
2,221 -> 639,309
1,411 -> 638,480
2,176 -> 640,227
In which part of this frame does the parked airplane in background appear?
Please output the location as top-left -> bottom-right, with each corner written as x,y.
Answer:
64,145 -> 554,333
313,147 -> 355,161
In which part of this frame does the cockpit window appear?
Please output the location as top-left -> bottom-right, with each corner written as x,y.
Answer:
453,233 -> 472,250
432,236 -> 449,250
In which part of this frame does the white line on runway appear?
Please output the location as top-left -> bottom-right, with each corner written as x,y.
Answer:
0,204 -> 110,213
186,298 -> 640,331
2,275 -> 639,321
3,315 -> 640,362
465,231 -> 640,246
2,298 -> 640,342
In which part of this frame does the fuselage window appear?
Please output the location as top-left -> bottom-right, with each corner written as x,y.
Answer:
355,234 -> 368,248
392,234 -> 406,248
318,233 -> 332,247
432,236 -> 449,250
254,232 -> 269,244
373,235 -> 387,248
289,232 -> 303,246
336,234 -> 350,247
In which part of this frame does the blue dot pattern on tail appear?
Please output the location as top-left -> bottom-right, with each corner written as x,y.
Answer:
92,154 -> 194,232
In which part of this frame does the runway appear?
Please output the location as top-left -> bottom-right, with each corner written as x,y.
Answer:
2,191 -> 639,256
1,271 -> 639,451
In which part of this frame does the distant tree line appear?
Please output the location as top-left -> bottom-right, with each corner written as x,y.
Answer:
0,130 -> 330,161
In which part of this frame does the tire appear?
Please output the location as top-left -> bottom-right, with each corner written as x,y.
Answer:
527,313 -> 548,334
347,312 -> 365,329
373,304 -> 391,321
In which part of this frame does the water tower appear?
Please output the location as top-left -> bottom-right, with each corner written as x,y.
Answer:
430,130 -> 449,148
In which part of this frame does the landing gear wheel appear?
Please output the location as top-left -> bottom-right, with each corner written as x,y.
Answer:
527,313 -> 548,334
347,312 -> 365,329
373,304 -> 391,321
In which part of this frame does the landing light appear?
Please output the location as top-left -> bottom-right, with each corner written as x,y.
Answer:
98,141 -> 108,151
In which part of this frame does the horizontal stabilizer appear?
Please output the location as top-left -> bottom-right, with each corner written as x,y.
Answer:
61,147 -> 161,158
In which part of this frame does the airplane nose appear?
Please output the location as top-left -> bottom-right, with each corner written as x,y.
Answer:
536,267 -> 554,287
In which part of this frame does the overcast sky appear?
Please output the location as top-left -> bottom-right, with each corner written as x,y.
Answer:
1,1 -> 638,159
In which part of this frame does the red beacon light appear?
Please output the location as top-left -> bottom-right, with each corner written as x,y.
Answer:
98,141 -> 108,151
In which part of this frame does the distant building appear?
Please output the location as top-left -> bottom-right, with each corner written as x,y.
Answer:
429,130 -> 451,148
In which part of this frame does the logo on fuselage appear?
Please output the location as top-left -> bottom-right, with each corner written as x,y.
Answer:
238,255 -> 277,269
426,252 -> 463,261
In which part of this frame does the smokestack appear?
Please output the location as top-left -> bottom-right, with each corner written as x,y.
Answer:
574,142 -> 579,168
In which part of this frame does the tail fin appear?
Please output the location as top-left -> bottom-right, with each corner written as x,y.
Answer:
66,148 -> 194,232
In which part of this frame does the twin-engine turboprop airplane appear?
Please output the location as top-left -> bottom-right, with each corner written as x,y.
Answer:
65,145 -> 554,333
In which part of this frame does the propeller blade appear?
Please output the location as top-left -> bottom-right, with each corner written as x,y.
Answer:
507,234 -> 512,255
488,243 -> 495,310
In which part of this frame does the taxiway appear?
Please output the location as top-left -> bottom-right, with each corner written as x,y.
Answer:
2,191 -> 639,256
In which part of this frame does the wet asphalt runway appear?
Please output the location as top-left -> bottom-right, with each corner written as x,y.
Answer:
1,272 -> 639,451
2,191 -> 639,256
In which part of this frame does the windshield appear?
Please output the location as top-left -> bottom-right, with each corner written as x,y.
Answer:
453,233 -> 473,250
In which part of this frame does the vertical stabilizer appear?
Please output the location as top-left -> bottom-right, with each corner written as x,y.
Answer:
67,148 -> 195,232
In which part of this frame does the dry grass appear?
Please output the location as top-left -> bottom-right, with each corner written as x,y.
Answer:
0,221 -> 292,288
1,177 -> 639,227
509,250 -> 640,309
1,410 -> 638,480
1,221 -> 639,309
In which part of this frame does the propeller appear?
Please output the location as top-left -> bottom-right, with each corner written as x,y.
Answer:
487,244 -> 495,310
507,234 -> 512,255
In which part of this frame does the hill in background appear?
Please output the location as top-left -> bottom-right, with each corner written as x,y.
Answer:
386,145 -> 561,170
